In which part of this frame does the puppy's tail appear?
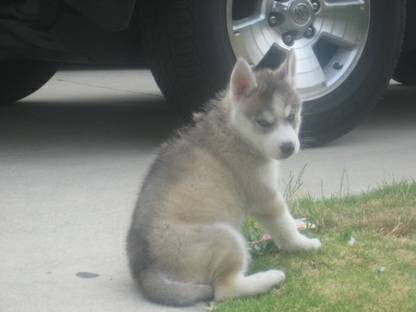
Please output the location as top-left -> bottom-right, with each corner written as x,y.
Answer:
139,270 -> 214,306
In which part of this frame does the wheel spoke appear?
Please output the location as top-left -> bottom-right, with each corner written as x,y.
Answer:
232,13 -> 266,32
318,0 -> 369,49
231,30 -> 272,66
271,0 -> 290,13
319,28 -> 359,49
293,47 -> 327,90
230,12 -> 273,66
256,44 -> 289,70
322,0 -> 367,16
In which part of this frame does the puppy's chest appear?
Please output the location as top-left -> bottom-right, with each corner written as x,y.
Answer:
245,162 -> 280,200
259,162 -> 280,190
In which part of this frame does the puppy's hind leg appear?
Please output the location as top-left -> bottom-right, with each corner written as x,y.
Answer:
215,271 -> 285,301
210,224 -> 285,301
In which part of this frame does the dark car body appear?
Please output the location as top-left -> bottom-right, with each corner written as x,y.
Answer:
0,1 -> 414,145
1,0 -> 415,67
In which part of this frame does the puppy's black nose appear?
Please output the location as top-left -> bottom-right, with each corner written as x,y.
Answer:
280,142 -> 295,156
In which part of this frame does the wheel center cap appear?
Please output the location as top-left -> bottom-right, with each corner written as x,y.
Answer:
289,0 -> 313,26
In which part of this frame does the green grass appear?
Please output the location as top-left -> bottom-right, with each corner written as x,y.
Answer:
215,181 -> 416,312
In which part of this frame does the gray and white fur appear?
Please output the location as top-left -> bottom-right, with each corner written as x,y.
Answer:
126,54 -> 321,306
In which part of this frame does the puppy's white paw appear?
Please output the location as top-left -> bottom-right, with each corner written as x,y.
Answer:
304,238 -> 321,250
281,236 -> 321,252
267,270 -> 286,287
258,270 -> 286,290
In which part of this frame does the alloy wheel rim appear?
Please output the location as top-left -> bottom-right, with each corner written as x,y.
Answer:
226,0 -> 371,101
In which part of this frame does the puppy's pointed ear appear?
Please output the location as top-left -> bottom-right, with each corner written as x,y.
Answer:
274,52 -> 296,86
230,58 -> 257,101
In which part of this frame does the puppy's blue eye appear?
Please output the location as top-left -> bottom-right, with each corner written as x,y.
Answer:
287,114 -> 295,122
256,119 -> 273,129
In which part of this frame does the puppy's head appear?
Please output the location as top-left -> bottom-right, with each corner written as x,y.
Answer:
228,54 -> 302,161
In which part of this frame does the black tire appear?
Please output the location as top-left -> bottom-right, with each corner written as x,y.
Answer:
139,0 -> 406,145
0,59 -> 58,105
393,50 -> 416,85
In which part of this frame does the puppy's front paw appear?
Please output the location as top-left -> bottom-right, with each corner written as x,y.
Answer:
281,236 -> 321,252
303,238 -> 321,250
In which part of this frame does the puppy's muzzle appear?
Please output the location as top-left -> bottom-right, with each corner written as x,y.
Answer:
279,142 -> 295,158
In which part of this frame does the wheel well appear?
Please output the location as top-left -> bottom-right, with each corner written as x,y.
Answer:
64,0 -> 137,31
403,1 -> 416,52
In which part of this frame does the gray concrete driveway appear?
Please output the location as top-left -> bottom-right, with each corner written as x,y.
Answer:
1,69 -> 415,312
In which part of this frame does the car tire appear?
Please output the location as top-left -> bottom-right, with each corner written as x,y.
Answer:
393,50 -> 416,85
139,0 -> 406,146
0,59 -> 58,105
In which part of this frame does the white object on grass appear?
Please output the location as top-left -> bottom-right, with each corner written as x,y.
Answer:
295,218 -> 316,230
347,236 -> 357,246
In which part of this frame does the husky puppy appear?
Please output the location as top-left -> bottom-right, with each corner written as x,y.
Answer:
126,54 -> 321,306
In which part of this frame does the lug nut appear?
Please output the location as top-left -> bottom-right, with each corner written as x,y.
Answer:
304,26 -> 315,38
312,1 -> 321,12
269,14 -> 278,26
333,62 -> 344,70
282,33 -> 295,46
268,13 -> 283,27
